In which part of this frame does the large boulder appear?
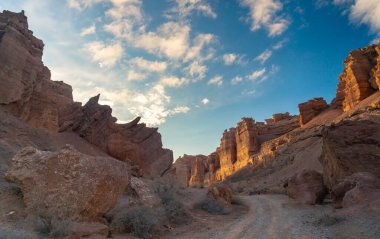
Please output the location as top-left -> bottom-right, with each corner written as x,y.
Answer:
207,184 -> 233,204
320,112 -> 380,188
332,172 -> 380,209
287,170 -> 327,205
5,145 -> 130,224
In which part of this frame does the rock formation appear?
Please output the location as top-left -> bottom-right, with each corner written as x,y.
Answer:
0,11 -> 73,132
333,42 -> 380,111
5,145 -> 129,234
59,95 -> 173,177
286,170 -> 327,205
332,172 -> 380,209
298,98 -> 329,126
320,110 -> 380,188
0,10 -> 173,177
173,114 -> 300,187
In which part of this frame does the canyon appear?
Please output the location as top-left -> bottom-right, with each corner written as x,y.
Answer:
0,10 -> 379,239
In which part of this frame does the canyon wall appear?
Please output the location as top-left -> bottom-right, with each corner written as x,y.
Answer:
173,113 -> 300,187
0,11 -> 172,177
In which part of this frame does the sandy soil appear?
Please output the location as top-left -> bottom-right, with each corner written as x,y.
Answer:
165,194 -> 380,239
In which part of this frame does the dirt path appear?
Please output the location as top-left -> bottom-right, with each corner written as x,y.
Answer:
210,195 -> 332,239
166,194 -> 380,239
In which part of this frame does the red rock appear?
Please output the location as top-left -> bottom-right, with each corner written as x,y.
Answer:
333,43 -> 380,111
189,155 -> 208,188
207,184 -> 233,204
287,170 -> 327,205
320,112 -> 380,188
5,145 -> 129,227
332,172 -> 380,208
59,95 -> 173,177
0,11 -> 73,132
298,98 -> 329,126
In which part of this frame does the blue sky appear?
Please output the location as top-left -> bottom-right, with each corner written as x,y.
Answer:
1,0 -> 379,159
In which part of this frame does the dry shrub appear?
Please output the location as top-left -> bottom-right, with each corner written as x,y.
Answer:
111,206 -> 156,239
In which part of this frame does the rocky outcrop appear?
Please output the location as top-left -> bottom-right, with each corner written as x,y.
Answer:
333,41 -> 380,111
207,184 -> 233,204
174,114 -> 300,187
0,11 -> 73,132
320,111 -> 380,188
298,98 -> 329,126
5,145 -> 129,232
332,172 -> 380,209
59,95 -> 173,177
286,170 -> 327,205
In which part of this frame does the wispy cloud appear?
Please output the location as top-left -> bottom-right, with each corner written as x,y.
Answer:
83,40 -> 123,68
240,0 -> 290,37
159,76 -> 189,88
208,75 -> 223,86
80,23 -> 96,36
167,0 -> 217,19
231,76 -> 243,85
334,0 -> 380,35
255,49 -> 272,64
130,57 -> 168,72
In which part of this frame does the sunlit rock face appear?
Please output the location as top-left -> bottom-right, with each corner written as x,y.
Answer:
298,98 -> 329,127
175,114 -> 300,187
0,11 -> 73,132
333,42 -> 380,111
59,95 -> 174,177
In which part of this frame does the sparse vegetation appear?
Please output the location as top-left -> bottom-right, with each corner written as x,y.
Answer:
196,197 -> 226,215
0,228 -> 34,239
313,214 -> 345,227
112,206 -> 156,239
35,217 -> 69,238
154,180 -> 192,226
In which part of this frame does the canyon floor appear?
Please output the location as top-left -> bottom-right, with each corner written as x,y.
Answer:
163,192 -> 380,239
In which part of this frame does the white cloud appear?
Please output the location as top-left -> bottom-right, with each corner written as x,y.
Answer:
128,84 -> 190,126
273,39 -> 287,49
167,0 -> 217,19
160,76 -> 189,88
223,53 -> 237,65
338,0 -> 380,34
185,61 -> 208,81
130,57 -> 168,72
255,49 -> 272,64
184,33 -> 215,62
83,41 -> 123,68
125,70 -> 147,81
231,76 -> 243,85
133,22 -> 190,59
80,23 -> 96,36
247,65 -> 279,83
201,98 -> 209,105
208,75 -> 223,86
248,68 -> 266,82
240,0 -> 290,37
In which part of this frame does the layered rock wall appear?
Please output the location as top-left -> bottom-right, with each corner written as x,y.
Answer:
333,42 -> 380,111
0,11 -> 73,132
175,114 -> 300,187
298,98 -> 329,126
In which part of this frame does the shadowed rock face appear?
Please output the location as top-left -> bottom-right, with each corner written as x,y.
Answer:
333,42 -> 380,111
0,11 -> 73,132
287,170 -> 327,205
5,145 -> 130,222
320,111 -> 380,188
59,95 -> 174,177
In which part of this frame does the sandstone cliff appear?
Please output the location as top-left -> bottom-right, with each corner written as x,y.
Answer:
333,41 -> 380,111
173,113 -> 300,187
0,10 -> 173,177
